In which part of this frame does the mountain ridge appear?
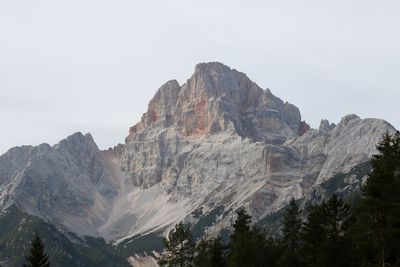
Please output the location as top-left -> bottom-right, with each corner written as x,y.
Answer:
128,62 -> 309,144
0,62 -> 397,250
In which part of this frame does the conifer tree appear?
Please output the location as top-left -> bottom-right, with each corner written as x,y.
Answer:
194,237 -> 225,267
227,207 -> 271,267
22,234 -> 50,267
158,222 -> 195,267
301,195 -> 355,267
319,194 -> 355,267
353,131 -> 400,267
301,204 -> 327,267
232,207 -> 251,235
226,207 -> 253,267
208,238 -> 225,267
278,198 -> 302,267
249,226 -> 276,267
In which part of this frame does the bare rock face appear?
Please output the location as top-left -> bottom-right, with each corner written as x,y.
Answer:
287,114 -> 394,185
101,63 -> 395,242
128,63 -> 305,142
0,132 -> 121,236
121,62 -> 308,189
0,62 -> 396,245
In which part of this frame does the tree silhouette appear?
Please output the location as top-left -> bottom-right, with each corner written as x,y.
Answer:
158,222 -> 195,267
227,207 -> 276,267
301,204 -> 327,267
23,234 -> 50,267
319,194 -> 354,267
194,237 -> 225,267
278,198 -> 302,267
354,131 -> 400,267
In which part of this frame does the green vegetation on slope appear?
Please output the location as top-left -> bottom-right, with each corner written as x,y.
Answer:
0,206 -> 128,267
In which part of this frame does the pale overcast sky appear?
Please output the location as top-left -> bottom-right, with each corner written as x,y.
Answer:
1,0 -> 399,154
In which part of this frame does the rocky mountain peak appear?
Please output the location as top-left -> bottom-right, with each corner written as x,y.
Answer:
319,119 -> 336,131
54,132 -> 98,154
339,114 -> 361,125
128,62 -> 308,143
194,61 -> 230,73
0,130 -> 120,237
188,62 -> 253,98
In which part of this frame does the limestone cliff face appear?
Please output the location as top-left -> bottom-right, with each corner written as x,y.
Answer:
102,63 -> 395,241
121,62 -> 309,189
0,62 -> 396,243
286,114 -> 394,185
129,63 -> 306,142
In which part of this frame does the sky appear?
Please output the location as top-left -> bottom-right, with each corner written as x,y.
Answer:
1,0 -> 399,155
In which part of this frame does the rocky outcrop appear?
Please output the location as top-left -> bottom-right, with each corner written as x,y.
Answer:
121,62 -> 308,189
128,63 -> 305,142
286,114 -> 394,184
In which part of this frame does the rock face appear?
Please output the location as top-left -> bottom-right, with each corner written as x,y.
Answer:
0,133 -> 121,236
123,62 -> 308,189
0,62 -> 396,244
129,63 -> 305,143
286,114 -> 393,185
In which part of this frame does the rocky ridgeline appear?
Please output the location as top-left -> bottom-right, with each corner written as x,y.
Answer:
0,62 -> 396,244
129,63 -> 309,142
0,133 -> 120,236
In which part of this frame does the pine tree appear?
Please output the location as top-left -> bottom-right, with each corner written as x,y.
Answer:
319,194 -> 355,267
353,131 -> 400,267
301,195 -> 355,267
278,198 -> 302,267
249,226 -> 276,267
194,237 -> 225,267
226,207 -> 253,267
300,204 -> 327,267
22,234 -> 50,267
208,238 -> 225,267
232,207 -> 251,235
226,207 -> 273,267
158,222 -> 195,267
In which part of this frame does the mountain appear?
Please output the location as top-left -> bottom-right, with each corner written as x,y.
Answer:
0,132 -> 121,237
0,62 -> 396,265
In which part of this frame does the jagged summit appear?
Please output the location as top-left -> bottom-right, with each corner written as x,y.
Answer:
319,119 -> 335,131
55,132 -> 98,154
0,131 -> 119,236
194,61 -> 231,73
129,62 -> 309,143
